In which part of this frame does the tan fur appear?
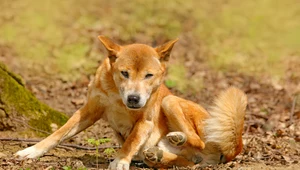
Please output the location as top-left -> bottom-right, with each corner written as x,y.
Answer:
205,87 -> 247,161
153,87 -> 247,168
16,36 -> 247,169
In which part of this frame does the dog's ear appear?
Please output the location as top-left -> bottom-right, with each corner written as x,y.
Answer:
98,36 -> 121,63
155,38 -> 178,62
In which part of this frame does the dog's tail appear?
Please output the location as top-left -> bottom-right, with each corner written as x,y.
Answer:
204,87 -> 247,162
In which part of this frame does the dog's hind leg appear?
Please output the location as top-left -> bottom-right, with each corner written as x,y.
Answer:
16,96 -> 104,159
166,131 -> 187,147
162,95 -> 209,150
143,147 -> 194,168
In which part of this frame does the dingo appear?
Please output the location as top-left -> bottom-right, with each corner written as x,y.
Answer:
16,36 -> 247,169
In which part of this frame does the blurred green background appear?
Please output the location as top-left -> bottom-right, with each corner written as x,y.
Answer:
0,0 -> 299,91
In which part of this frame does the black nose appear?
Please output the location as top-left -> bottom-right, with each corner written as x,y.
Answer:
127,95 -> 140,105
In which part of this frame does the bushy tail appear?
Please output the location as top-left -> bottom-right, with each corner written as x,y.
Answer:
204,87 -> 247,162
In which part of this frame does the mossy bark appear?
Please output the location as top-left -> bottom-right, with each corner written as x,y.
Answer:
0,62 -> 68,136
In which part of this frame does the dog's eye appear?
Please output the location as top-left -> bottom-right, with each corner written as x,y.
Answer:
145,73 -> 153,79
121,71 -> 129,78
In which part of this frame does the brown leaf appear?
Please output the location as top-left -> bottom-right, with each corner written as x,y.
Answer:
295,136 -> 300,142
295,111 -> 300,119
71,98 -> 85,106
282,155 -> 293,163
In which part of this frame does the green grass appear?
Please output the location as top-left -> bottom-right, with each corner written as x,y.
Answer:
193,0 -> 300,76
0,0 -> 299,84
0,0 -> 99,80
165,62 -> 203,93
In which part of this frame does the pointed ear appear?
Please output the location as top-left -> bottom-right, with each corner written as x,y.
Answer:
155,38 -> 178,62
98,35 -> 121,63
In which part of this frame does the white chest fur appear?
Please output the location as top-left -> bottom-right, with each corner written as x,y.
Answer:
105,106 -> 135,139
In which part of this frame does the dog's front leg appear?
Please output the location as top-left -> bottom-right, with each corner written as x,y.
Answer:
16,96 -> 104,159
109,120 -> 153,170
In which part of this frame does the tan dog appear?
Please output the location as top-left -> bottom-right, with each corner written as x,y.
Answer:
16,36 -> 247,169
144,87 -> 247,168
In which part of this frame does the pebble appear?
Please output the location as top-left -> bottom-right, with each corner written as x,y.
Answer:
0,152 -> 7,158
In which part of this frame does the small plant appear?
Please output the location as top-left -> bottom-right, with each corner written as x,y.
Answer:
62,166 -> 72,170
77,168 -> 88,170
103,147 -> 116,157
87,138 -> 112,156
87,138 -> 115,168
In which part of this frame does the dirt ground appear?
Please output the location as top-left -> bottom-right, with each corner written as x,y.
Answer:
1,52 -> 300,169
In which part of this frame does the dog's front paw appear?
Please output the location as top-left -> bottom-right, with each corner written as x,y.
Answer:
143,147 -> 163,164
15,146 -> 45,159
108,158 -> 130,170
166,131 -> 187,147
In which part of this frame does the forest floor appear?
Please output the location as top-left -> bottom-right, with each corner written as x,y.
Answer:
0,47 -> 300,169
0,0 -> 300,169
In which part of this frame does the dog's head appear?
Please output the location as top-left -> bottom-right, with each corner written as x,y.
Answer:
98,36 -> 178,110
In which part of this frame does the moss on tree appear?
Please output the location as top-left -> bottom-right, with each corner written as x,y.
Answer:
0,62 -> 68,136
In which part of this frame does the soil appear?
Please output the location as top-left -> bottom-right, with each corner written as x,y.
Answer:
0,39 -> 300,169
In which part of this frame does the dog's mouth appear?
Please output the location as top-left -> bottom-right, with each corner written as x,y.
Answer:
126,104 -> 142,110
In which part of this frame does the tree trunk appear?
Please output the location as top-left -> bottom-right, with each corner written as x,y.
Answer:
0,62 -> 68,136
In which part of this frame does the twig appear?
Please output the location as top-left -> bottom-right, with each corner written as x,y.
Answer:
243,135 -> 255,149
9,118 -> 121,150
251,113 -> 269,120
13,118 -> 51,135
245,124 -> 250,137
290,95 -> 297,125
62,143 -> 120,150
246,120 -> 264,126
244,112 -> 253,137
0,138 -> 120,150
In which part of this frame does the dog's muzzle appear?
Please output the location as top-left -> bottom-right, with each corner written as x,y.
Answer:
126,95 -> 141,109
